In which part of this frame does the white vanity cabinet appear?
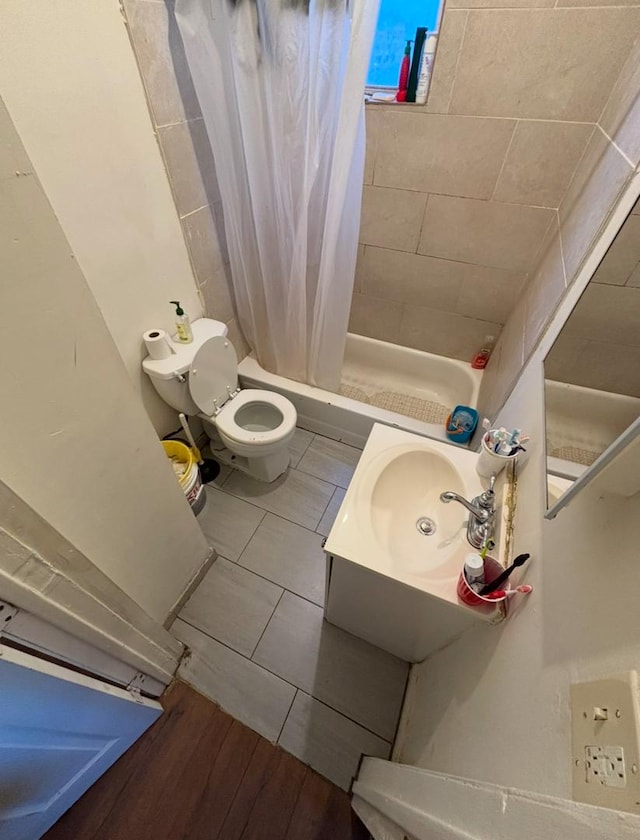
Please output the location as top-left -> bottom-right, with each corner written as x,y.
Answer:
325,552 -> 484,663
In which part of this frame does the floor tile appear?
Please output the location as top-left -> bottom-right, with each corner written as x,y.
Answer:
223,467 -> 335,531
297,437 -> 361,489
179,558 -> 283,657
238,514 -> 326,607
289,428 -> 315,468
174,619 -> 296,743
316,487 -> 346,538
253,592 -> 408,741
198,486 -> 265,561
278,692 -> 390,791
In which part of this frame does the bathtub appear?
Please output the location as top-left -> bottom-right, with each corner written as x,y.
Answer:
545,379 -> 640,480
238,333 -> 482,449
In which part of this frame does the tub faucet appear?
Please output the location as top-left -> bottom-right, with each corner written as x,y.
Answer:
439,476 -> 496,549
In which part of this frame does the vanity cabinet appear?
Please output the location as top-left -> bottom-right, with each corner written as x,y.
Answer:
325,553 -> 484,663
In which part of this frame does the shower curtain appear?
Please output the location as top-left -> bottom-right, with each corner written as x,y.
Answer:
175,0 -> 379,391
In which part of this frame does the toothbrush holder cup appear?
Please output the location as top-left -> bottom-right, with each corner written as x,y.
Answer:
457,556 -> 508,607
476,436 -> 518,479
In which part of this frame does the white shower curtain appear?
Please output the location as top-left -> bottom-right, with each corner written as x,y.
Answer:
175,0 -> 379,391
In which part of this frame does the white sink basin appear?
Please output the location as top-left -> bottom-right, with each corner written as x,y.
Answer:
326,423 -> 490,605
369,445 -> 468,579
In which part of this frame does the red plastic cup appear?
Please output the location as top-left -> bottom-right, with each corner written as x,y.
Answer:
457,556 -> 508,607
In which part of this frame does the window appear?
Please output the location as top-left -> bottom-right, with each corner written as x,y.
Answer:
366,0 -> 442,89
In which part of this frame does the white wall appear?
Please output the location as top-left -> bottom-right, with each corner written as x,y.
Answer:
0,0 -> 203,435
396,339 -> 640,799
0,97 -> 210,624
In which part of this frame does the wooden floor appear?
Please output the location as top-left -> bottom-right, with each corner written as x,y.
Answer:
44,681 -> 371,840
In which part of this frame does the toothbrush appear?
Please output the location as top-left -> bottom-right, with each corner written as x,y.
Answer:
478,553 -> 530,596
486,584 -> 533,601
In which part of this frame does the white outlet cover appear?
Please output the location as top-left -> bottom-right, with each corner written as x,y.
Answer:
571,671 -> 640,813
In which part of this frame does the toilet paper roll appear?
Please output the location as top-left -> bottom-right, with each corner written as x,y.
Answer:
143,328 -> 173,360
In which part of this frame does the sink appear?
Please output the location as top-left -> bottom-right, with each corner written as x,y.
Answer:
369,445 -> 468,579
326,423 -> 495,606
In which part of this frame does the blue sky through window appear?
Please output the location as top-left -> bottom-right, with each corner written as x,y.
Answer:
367,0 -> 441,88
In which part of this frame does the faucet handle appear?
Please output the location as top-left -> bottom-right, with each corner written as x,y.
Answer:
478,474 -> 496,509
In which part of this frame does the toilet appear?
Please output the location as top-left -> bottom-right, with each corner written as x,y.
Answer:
143,318 -> 297,482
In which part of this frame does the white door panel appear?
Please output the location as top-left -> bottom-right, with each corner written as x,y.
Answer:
0,644 -> 162,840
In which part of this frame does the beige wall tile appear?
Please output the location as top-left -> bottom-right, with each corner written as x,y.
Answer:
399,304 -> 501,361
448,0 -> 553,7
627,262 -> 640,288
181,202 -> 228,285
124,0 -> 202,127
374,113 -> 514,199
358,245 -> 524,322
359,246 -> 462,309
543,332 -> 588,384
449,9 -> 640,121
199,266 -> 235,324
562,282 -> 640,347
419,194 -> 554,272
592,213 -> 640,286
523,229 -> 566,358
364,108 -> 382,186
599,39 -> 640,167
226,316 -> 251,361
354,243 -> 365,292
547,332 -> 640,398
559,128 -> 633,284
477,298 -> 525,419
348,293 -> 403,344
157,119 -> 220,218
425,11 -> 468,115
360,186 -> 427,252
493,121 -> 593,208
632,198 -> 640,216
455,265 -> 526,324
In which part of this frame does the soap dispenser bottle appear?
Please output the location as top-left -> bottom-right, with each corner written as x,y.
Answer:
170,300 -> 193,344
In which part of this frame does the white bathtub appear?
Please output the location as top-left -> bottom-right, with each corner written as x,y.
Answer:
238,334 -> 482,449
545,379 -> 640,480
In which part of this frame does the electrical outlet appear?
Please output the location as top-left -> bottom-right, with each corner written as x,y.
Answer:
571,671 -> 640,813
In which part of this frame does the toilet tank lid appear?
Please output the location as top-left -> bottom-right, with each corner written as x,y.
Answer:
142,318 -> 228,380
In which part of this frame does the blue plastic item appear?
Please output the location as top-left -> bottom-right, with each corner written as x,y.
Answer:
445,405 -> 479,445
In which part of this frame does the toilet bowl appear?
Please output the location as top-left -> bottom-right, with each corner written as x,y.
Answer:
143,318 -> 297,482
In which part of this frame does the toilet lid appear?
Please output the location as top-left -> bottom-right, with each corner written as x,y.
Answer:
188,335 -> 238,416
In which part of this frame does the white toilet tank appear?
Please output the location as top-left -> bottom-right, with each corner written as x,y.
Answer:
142,318 -> 228,414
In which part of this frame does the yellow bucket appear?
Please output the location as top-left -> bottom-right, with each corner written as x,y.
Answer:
162,440 -> 196,488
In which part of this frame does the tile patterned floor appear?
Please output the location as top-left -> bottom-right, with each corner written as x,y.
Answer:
172,428 -> 409,792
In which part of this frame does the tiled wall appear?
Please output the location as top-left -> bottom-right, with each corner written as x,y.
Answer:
545,201 -> 640,398
477,36 -> 640,419
123,0 -> 249,359
352,4 -> 640,363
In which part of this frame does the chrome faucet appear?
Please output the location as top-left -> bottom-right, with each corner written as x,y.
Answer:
439,475 -> 496,549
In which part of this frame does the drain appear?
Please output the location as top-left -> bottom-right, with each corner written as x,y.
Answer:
416,517 -> 437,536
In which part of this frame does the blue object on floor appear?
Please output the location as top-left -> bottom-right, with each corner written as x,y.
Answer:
445,405 -> 479,444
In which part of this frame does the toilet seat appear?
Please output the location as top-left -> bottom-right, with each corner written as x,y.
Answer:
188,336 -> 239,416
216,390 -> 296,445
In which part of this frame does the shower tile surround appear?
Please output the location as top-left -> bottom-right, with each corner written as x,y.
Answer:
356,5 -> 640,365
172,429 -> 409,791
122,0 -> 250,359
477,36 -> 640,420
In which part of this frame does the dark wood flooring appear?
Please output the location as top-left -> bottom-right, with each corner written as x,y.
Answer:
44,681 -> 371,840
